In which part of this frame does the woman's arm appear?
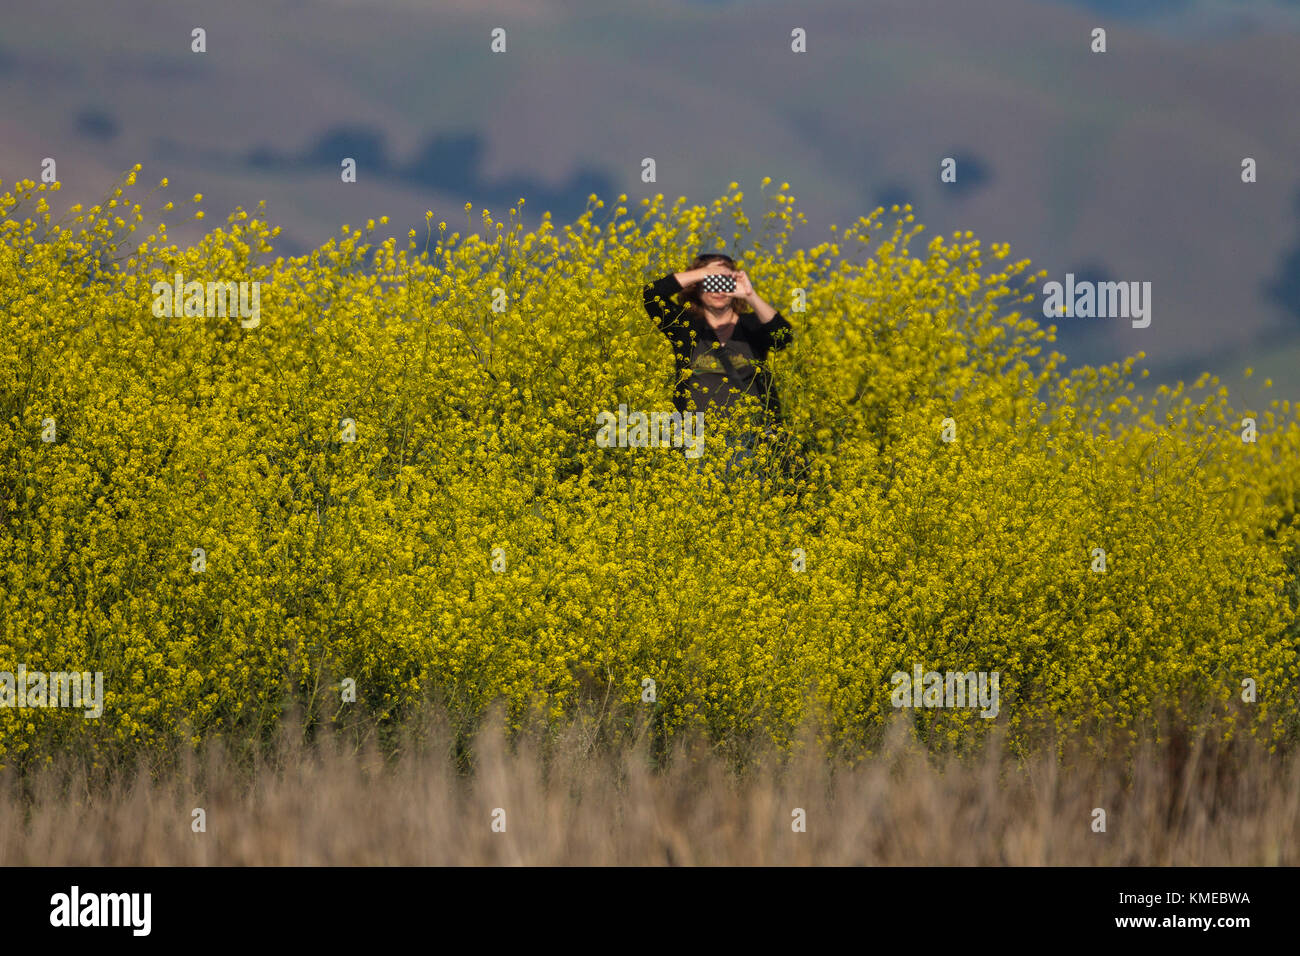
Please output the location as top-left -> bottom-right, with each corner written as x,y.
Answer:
745,291 -> 780,324
643,268 -> 717,331
733,271 -> 778,323
734,272 -> 794,349
673,267 -> 716,289
643,273 -> 685,333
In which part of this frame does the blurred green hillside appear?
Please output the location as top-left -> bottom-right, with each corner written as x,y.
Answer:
2,0 -> 1298,406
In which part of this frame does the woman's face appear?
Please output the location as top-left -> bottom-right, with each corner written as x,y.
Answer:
699,259 -> 737,310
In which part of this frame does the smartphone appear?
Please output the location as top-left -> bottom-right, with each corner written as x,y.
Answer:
700,274 -> 735,294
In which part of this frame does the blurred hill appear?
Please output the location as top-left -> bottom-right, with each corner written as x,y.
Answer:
2,0 -> 1298,407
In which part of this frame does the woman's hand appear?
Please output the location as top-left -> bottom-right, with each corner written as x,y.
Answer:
674,261 -> 732,289
731,271 -> 756,302
733,271 -> 780,323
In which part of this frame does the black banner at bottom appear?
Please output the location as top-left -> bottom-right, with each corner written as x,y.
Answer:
4,866 -> 1287,942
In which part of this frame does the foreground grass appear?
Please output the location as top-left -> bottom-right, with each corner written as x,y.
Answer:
3,709 -> 1296,865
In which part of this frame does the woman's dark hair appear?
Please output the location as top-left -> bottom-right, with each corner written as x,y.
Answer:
676,252 -> 751,315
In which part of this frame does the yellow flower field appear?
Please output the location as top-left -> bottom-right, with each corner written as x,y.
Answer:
2,170 -> 1298,768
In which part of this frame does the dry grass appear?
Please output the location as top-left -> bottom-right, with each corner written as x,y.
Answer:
3,709 -> 1297,865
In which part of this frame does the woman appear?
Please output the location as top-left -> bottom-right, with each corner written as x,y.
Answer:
642,252 -> 793,472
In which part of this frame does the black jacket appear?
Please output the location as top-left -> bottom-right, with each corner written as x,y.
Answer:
642,273 -> 794,421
